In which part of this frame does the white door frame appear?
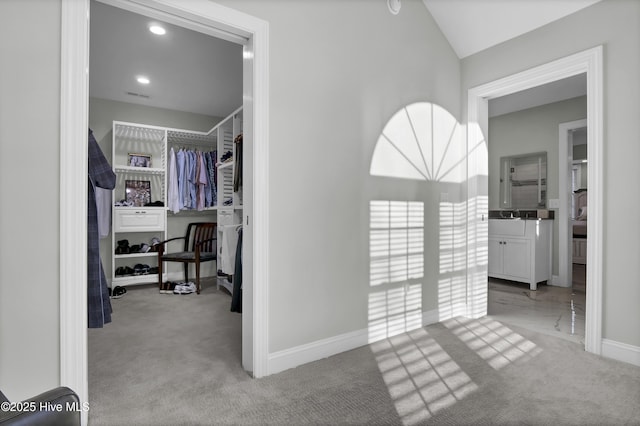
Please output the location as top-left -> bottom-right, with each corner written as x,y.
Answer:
467,46 -> 603,355
559,118 -> 588,289
60,1 -> 269,422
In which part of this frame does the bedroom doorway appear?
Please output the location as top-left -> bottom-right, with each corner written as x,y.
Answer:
559,119 -> 588,291
466,46 -> 603,355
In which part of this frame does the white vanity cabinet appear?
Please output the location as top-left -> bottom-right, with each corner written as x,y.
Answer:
488,219 -> 552,290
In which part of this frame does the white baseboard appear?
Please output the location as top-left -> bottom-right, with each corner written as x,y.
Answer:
550,275 -> 571,287
268,309 -> 440,375
601,338 -> 640,367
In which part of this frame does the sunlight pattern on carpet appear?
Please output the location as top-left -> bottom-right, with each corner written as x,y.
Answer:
444,317 -> 542,370
372,328 -> 478,425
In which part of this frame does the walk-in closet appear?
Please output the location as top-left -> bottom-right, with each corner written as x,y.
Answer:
87,0 -> 248,412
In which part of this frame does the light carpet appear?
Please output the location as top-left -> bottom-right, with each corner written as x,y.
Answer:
88,279 -> 640,425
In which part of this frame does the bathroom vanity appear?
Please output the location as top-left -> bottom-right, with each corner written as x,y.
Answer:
488,217 -> 552,291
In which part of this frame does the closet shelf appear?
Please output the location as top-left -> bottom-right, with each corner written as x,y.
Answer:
113,206 -> 166,211
114,123 -> 165,141
112,274 -> 161,286
115,166 -> 165,175
167,130 -> 216,145
217,160 -> 234,169
114,252 -> 158,259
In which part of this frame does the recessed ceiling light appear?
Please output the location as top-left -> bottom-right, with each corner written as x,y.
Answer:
136,76 -> 150,85
149,24 -> 166,35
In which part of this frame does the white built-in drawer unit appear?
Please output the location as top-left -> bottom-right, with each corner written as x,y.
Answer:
114,208 -> 165,232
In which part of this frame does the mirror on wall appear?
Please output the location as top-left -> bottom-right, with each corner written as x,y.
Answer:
499,152 -> 547,209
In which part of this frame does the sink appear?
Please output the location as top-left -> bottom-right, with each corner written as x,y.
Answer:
489,218 -> 526,236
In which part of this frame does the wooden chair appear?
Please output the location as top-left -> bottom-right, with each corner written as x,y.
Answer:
157,222 -> 217,294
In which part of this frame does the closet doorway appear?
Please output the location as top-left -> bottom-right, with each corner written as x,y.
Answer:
60,0 -> 269,415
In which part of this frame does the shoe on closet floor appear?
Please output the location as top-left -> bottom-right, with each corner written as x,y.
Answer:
160,282 -> 177,294
110,286 -> 126,299
173,282 -> 196,295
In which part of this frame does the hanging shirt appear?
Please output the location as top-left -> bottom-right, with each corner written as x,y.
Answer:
203,152 -> 213,208
219,224 -> 241,275
187,150 -> 197,209
87,129 -> 116,328
195,151 -> 208,211
168,147 -> 180,213
95,187 -> 111,238
210,151 -> 218,206
176,149 -> 186,210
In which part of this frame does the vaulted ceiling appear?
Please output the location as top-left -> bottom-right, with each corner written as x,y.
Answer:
421,0 -> 601,59
89,0 -> 598,118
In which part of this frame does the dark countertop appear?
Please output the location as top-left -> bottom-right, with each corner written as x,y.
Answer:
488,210 -> 555,220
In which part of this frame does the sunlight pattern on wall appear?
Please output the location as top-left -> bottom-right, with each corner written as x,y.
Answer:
438,201 -> 468,321
466,195 -> 489,318
369,201 -> 424,342
372,328 -> 478,425
370,201 -> 424,286
370,103 -> 465,183
443,317 -> 542,370
466,120 -> 490,319
368,284 -> 422,343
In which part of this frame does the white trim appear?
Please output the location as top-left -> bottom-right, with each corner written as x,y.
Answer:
558,119 -> 587,289
60,2 -> 90,425
466,46 -> 603,355
601,339 -> 640,367
61,3 -> 269,423
97,0 -> 250,44
269,329 -> 369,375
250,19 -> 270,379
268,309 -> 440,375
584,46 -> 604,356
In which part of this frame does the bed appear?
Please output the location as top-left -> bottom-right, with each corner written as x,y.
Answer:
572,190 -> 587,264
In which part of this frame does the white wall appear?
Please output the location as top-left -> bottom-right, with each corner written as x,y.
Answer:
462,0 -> 640,347
213,0 -> 462,352
89,97 -> 225,282
488,96 -> 587,276
0,0 -> 462,397
0,0 -> 62,400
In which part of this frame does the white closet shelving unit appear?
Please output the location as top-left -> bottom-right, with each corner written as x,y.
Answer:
110,107 -> 243,288
215,109 -> 243,294
111,122 -> 167,286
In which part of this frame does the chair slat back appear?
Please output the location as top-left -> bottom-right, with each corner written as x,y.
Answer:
186,222 -> 217,252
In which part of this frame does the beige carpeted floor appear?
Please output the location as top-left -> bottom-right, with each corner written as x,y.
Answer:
88,278 -> 640,425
